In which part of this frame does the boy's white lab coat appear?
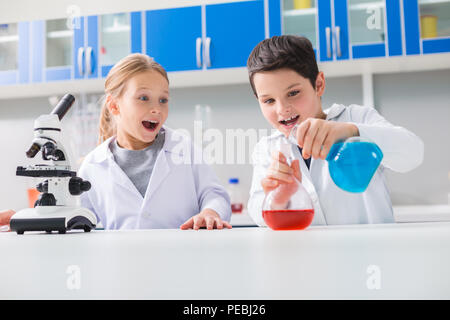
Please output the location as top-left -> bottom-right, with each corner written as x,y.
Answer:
78,126 -> 231,229
248,104 -> 424,226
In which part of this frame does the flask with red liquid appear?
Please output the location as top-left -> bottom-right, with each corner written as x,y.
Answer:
262,140 -> 314,230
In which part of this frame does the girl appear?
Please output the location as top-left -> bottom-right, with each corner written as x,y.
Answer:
0,53 -> 232,231
246,35 -> 424,226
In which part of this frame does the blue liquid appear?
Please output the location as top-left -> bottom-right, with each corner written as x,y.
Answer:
326,141 -> 383,193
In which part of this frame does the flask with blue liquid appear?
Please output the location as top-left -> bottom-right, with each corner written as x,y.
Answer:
289,125 -> 383,193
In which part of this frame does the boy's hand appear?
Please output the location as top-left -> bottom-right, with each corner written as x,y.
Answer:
295,118 -> 359,160
0,210 -> 16,231
180,208 -> 232,230
261,151 -> 301,209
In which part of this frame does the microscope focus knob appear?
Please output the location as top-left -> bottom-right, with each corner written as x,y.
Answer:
81,180 -> 91,192
69,177 -> 92,196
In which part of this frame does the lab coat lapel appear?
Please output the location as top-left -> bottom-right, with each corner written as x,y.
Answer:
102,141 -> 143,200
142,148 -> 171,205
110,160 -> 142,197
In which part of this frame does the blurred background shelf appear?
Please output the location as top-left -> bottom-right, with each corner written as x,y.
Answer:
394,205 -> 450,223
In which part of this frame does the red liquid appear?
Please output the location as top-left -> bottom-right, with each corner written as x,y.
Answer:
231,203 -> 243,214
262,209 -> 314,230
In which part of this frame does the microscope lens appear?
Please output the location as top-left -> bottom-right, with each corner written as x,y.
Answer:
26,143 -> 41,158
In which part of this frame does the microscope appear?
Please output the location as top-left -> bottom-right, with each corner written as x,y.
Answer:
10,94 -> 97,235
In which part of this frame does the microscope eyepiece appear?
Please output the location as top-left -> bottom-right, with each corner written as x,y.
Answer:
26,143 -> 41,158
51,93 -> 75,121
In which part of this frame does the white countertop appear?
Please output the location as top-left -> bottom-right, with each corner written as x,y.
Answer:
1,221 -> 450,299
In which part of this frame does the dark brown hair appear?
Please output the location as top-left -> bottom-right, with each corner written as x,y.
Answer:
247,35 -> 319,97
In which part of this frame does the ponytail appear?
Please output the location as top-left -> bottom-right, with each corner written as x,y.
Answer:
98,96 -> 115,144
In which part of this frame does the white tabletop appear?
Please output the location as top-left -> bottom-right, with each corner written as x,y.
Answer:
1,221 -> 450,299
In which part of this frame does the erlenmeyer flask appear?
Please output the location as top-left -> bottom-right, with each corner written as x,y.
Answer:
262,140 -> 314,230
288,124 -> 383,193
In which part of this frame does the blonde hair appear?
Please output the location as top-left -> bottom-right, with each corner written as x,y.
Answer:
98,53 -> 169,144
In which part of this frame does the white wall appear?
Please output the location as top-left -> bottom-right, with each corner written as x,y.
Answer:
374,69 -> 450,205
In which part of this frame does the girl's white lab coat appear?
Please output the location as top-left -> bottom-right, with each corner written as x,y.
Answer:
248,104 -> 424,226
78,126 -> 231,229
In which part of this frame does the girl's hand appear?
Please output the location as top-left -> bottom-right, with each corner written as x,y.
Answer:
0,210 -> 16,231
261,151 -> 301,209
180,208 -> 232,230
295,118 -> 359,160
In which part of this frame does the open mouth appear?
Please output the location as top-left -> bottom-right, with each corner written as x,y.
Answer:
142,120 -> 159,132
279,115 -> 300,127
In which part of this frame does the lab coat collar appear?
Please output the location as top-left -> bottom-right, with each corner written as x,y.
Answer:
90,125 -> 183,164
324,103 -> 346,121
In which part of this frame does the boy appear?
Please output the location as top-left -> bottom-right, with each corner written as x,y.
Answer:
247,35 -> 424,226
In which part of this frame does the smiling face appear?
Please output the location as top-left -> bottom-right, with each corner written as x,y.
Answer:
108,70 -> 169,150
253,68 -> 326,137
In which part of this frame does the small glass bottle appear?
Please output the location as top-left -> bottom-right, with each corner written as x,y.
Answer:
262,140 -> 314,230
228,178 -> 244,214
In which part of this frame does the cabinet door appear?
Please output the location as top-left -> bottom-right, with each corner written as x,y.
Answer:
281,0 -> 319,59
205,0 -> 265,69
86,15 -> 99,79
146,7 -> 202,72
332,0 -> 350,60
318,0 -> 334,62
46,18 -> 74,81
342,0 -> 403,59
99,12 -> 142,77
404,0 -> 450,55
0,22 -> 30,85
74,16 -> 99,80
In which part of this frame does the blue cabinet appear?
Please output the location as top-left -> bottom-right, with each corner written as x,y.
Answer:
0,22 -> 30,85
146,6 -> 202,72
30,18 -> 81,82
2,1 -> 450,88
205,0 -> 265,69
404,0 -> 450,55
42,18 -> 74,81
73,12 -> 144,79
74,16 -> 98,80
29,12 -> 142,83
99,12 -> 143,77
146,0 -> 265,71
278,0 -> 404,62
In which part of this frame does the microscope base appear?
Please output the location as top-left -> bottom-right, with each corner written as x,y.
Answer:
10,206 -> 97,235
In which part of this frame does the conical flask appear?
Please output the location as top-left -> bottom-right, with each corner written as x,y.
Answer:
262,140 -> 314,230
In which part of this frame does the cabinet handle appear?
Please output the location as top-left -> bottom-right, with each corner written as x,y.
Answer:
77,47 -> 85,76
196,37 -> 202,68
325,27 -> 331,58
204,37 -> 211,68
335,26 -> 342,57
86,46 -> 94,75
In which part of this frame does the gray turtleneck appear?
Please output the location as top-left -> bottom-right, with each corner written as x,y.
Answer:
109,129 -> 165,197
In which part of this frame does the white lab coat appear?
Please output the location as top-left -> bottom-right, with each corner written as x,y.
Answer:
78,126 -> 231,229
248,103 -> 424,226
